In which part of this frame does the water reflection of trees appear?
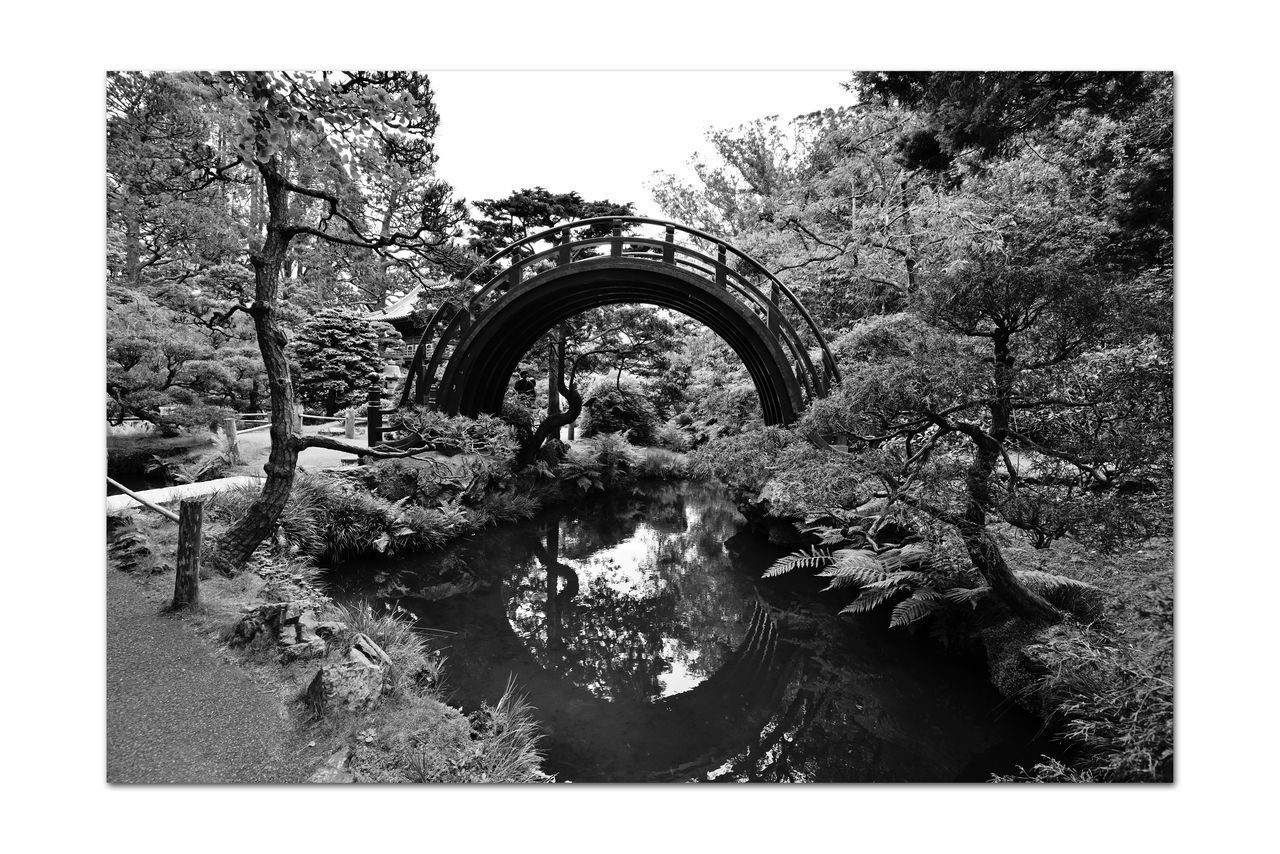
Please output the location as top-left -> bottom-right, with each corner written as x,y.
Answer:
505,483 -> 762,702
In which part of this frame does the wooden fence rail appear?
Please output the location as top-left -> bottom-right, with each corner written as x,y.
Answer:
107,477 -> 201,610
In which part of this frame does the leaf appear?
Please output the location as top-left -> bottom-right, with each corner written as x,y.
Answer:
889,588 -> 943,628
372,532 -> 390,553
839,585 -> 902,615
764,546 -> 832,578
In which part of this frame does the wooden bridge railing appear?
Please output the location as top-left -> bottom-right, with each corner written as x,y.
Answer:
396,216 -> 841,410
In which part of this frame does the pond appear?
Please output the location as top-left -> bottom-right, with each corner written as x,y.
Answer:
330,480 -> 1049,782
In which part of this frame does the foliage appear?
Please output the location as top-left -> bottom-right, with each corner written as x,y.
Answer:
992,629 -> 1173,782
354,679 -> 550,784
688,427 -> 800,496
467,186 -> 633,262
633,448 -> 691,481
106,287 -> 246,431
330,601 -> 441,696
291,308 -> 395,414
202,472 -> 473,563
764,535 -> 1100,633
579,382 -> 660,445
392,408 -> 519,460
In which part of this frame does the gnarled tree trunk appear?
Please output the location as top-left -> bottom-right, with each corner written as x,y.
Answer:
211,165 -> 302,570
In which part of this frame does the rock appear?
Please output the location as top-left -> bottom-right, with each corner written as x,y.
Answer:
307,747 -> 355,783
277,623 -> 299,646
313,620 -> 348,641
304,654 -> 390,715
281,639 -> 327,661
296,610 -> 321,644
351,633 -> 394,668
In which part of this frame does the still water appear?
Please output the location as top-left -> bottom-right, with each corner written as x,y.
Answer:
331,480 -> 1047,782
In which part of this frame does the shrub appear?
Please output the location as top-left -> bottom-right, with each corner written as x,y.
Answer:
392,408 -> 518,460
580,384 -> 659,445
688,426 -> 799,495
634,448 -> 691,480
204,473 -> 477,563
291,308 -> 394,415
654,421 -> 693,452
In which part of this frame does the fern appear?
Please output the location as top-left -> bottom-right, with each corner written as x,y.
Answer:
763,546 -> 833,578
944,586 -> 988,608
840,585 -> 903,615
890,588 -> 944,629
878,542 -> 936,572
1015,569 -> 1099,598
817,548 -> 885,590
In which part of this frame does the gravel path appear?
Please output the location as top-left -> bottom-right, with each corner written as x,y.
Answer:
106,570 -> 308,783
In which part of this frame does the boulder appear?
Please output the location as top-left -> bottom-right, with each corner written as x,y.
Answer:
304,636 -> 392,715
281,639 -> 327,661
307,747 -> 355,783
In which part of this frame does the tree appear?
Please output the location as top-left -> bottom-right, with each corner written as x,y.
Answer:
291,308 -> 394,415
803,152 -> 1171,622
156,71 -> 470,569
464,188 -> 646,463
467,187 -> 633,261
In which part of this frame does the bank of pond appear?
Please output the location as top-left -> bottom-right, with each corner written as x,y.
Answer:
328,479 -> 1053,783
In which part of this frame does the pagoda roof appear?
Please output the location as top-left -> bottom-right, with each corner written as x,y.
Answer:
364,285 -> 423,323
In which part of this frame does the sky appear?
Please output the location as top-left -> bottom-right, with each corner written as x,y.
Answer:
428,70 -> 854,217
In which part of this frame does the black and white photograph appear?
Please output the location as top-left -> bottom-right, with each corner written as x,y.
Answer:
101,68 -> 1174,785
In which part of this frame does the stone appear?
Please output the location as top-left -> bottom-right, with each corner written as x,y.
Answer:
277,623 -> 300,646
351,633 -> 394,668
313,620 -> 348,641
281,639 -> 327,662
296,610 -> 321,644
307,747 -> 355,783
304,656 -> 390,715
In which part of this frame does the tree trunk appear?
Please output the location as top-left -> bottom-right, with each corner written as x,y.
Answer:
517,380 -> 581,468
546,334 -> 561,422
210,162 -> 302,570
123,196 -> 142,286
960,329 -> 1061,623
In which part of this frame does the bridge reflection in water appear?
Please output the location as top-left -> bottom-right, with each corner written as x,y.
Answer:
332,482 -> 1046,782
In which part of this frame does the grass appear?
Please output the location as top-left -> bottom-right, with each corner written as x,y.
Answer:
989,534 -> 1174,782
328,600 -> 442,695
200,469 -> 540,566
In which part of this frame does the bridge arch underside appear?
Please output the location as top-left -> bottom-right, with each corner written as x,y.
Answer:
438,260 -> 807,425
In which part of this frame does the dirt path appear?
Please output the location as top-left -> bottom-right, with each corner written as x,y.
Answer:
106,570 -> 313,783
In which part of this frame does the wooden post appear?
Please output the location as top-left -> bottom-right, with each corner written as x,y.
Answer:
368,375 -> 383,448
716,244 -> 728,288
221,417 -> 242,465
768,283 -> 781,336
345,409 -> 356,439
662,224 -> 675,264
558,228 -> 572,265
173,499 -> 202,610
611,219 -> 622,256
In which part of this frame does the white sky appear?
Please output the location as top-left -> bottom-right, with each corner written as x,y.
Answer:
428,70 -> 854,217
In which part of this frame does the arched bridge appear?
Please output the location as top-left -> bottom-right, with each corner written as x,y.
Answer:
398,217 -> 839,425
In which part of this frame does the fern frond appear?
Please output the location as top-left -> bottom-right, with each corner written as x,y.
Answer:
839,585 -> 902,615
816,548 -> 885,590
889,588 -> 944,629
878,542 -> 937,573
763,546 -> 833,578
807,526 -> 848,546
944,586 -> 989,608
1015,570 -> 1099,597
